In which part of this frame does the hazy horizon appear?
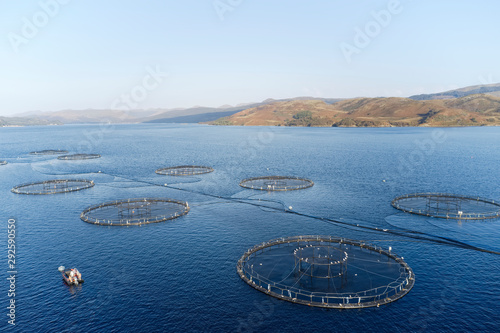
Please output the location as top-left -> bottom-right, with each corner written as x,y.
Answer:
1,1 -> 499,116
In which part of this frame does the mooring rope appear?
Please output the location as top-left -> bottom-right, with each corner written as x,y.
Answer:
28,167 -> 500,256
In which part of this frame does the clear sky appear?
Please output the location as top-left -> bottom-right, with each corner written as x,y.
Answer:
1,0 -> 499,115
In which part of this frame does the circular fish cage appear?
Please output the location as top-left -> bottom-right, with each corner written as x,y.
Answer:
237,235 -> 414,309
80,198 -> 190,226
239,176 -> 314,191
58,154 -> 101,160
11,179 -> 95,195
0,160 -> 7,166
155,165 -> 214,176
392,193 -> 500,220
30,149 -> 69,155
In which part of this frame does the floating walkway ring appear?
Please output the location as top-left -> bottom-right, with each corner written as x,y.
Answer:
30,149 -> 69,155
239,176 -> 314,191
155,165 -> 214,176
237,235 -> 415,309
392,193 -> 500,220
80,198 -> 190,226
58,154 -> 101,160
11,179 -> 95,195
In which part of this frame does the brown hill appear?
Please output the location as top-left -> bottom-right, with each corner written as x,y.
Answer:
208,94 -> 500,127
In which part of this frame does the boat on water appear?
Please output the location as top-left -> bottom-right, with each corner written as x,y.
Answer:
58,266 -> 84,285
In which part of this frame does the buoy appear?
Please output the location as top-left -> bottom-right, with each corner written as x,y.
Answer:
289,206 -> 292,210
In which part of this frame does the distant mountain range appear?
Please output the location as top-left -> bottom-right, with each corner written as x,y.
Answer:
0,116 -> 62,127
208,94 -> 500,127
2,83 -> 500,127
409,83 -> 500,100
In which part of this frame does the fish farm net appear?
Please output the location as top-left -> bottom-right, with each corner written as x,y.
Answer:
30,149 -> 69,155
11,179 -> 94,195
237,235 -> 414,309
0,161 -> 7,166
392,193 -> 500,220
80,198 -> 190,226
58,154 -> 101,160
239,176 -> 314,191
155,165 -> 214,176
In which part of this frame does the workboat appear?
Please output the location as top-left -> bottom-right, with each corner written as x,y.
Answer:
58,266 -> 84,285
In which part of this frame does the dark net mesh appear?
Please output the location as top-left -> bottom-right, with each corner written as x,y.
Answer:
240,176 -> 314,191
237,236 -> 414,309
30,150 -> 69,155
392,193 -> 500,220
58,154 -> 101,160
12,179 -> 94,195
155,165 -> 214,176
80,198 -> 189,226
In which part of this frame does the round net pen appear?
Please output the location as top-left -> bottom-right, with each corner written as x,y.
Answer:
0,160 -> 7,166
30,149 -> 69,155
155,165 -> 214,176
58,154 -> 101,160
237,235 -> 414,309
81,198 -> 190,226
392,193 -> 500,220
239,176 -> 314,191
11,179 -> 94,195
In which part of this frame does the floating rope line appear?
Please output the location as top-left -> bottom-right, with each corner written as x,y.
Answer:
27,167 -> 500,255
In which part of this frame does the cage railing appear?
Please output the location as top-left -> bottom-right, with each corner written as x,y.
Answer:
236,235 -> 414,308
392,193 -> 500,219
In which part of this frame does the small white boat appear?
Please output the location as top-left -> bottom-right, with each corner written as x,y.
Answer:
58,266 -> 84,285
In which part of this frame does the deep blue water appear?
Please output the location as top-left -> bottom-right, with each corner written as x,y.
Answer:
1,124 -> 499,332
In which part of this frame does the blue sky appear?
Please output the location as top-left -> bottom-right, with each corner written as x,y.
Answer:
0,0 -> 499,115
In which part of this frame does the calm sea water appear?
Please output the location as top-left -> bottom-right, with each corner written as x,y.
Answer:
1,124 -> 499,332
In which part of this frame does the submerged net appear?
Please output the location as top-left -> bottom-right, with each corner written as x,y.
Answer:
58,154 -> 101,160
239,176 -> 314,191
11,179 -> 95,195
392,193 -> 500,220
80,198 -> 189,226
30,149 -> 69,155
155,165 -> 214,176
237,235 -> 414,309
